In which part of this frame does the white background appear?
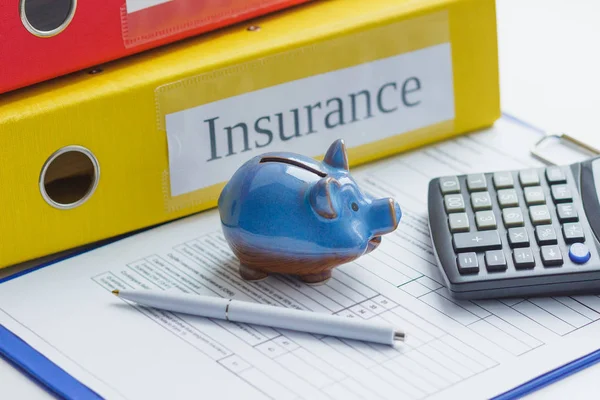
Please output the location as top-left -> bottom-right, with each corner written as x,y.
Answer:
497,0 -> 600,150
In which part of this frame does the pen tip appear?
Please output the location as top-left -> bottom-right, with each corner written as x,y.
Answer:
112,290 -> 120,296
394,331 -> 406,342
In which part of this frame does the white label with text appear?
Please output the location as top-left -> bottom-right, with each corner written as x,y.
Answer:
126,0 -> 171,13
164,42 -> 455,196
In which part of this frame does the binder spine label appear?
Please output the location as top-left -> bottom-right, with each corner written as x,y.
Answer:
163,43 -> 454,197
125,0 -> 171,13
120,0 -> 305,48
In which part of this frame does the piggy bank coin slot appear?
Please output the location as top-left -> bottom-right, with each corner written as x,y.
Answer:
259,156 -> 326,177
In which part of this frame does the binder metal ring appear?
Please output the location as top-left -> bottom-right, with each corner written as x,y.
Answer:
19,0 -> 77,38
39,145 -> 100,210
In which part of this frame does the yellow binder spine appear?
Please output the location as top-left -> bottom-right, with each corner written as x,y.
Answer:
0,0 -> 499,268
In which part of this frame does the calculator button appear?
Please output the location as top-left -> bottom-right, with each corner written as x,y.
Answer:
453,231 -> 502,252
467,174 -> 488,192
475,211 -> 497,230
444,194 -> 465,213
569,243 -> 591,264
502,207 -> 524,227
535,225 -> 558,245
508,227 -> 529,248
449,213 -> 470,233
519,169 -> 540,187
493,172 -> 514,189
551,184 -> 573,204
457,252 -> 479,274
497,189 -> 519,208
529,205 -> 552,226
439,176 -> 461,194
471,192 -> 492,211
563,223 -> 585,243
485,250 -> 507,272
556,203 -> 578,223
524,186 -> 546,205
513,248 -> 535,269
540,245 -> 563,267
546,167 -> 567,184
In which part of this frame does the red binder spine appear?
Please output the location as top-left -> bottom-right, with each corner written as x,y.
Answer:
0,0 -> 312,94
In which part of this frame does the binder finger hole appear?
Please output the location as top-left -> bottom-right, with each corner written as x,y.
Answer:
40,146 -> 100,210
20,0 -> 77,38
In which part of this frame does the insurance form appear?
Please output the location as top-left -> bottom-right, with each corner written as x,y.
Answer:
1,116 -> 599,400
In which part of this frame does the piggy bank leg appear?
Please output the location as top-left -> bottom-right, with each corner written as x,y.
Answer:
300,270 -> 332,286
239,264 -> 269,281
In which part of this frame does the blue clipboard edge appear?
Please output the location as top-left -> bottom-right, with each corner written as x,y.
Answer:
0,113 -> 597,399
491,348 -> 600,400
0,233 -> 131,400
0,222 -> 166,399
0,324 -> 103,399
0,212 -> 200,398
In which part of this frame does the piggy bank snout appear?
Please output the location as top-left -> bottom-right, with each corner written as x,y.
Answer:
367,197 -> 402,237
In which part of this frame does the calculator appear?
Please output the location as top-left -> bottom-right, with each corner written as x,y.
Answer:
427,156 -> 600,299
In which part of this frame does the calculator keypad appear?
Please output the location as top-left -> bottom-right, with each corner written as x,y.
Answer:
556,203 -> 578,223
535,225 -> 557,245
529,205 -> 551,225
569,243 -> 591,264
475,211 -> 497,230
448,213 -> 470,233
524,186 -> 545,205
444,194 -> 465,213
436,165 -> 594,282
493,172 -> 514,189
452,231 -> 502,252
541,245 -> 563,266
563,223 -> 585,243
546,166 -> 567,184
551,185 -> 573,203
485,250 -> 507,271
457,253 -> 479,274
519,169 -> 540,187
467,174 -> 488,192
497,189 -> 519,208
502,207 -> 524,227
513,248 -> 535,269
508,227 -> 529,248
439,176 -> 461,194
471,192 -> 492,210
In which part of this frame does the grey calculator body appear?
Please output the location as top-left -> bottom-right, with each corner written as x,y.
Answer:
427,157 -> 600,300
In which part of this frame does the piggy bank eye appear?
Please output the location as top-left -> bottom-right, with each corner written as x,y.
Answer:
351,202 -> 359,211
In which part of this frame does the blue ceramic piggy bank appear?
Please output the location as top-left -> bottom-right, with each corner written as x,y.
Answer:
217,139 -> 402,285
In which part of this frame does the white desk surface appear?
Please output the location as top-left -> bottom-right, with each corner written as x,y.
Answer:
3,1 -> 600,398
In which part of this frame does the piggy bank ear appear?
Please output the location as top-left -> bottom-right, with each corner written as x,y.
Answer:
323,139 -> 349,171
309,177 -> 341,219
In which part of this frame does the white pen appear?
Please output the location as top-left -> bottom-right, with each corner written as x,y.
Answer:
112,289 -> 406,346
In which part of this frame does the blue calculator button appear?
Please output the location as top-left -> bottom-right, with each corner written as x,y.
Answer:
569,243 -> 591,264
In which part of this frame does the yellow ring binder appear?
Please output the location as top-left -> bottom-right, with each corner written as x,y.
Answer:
38,145 -> 100,210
